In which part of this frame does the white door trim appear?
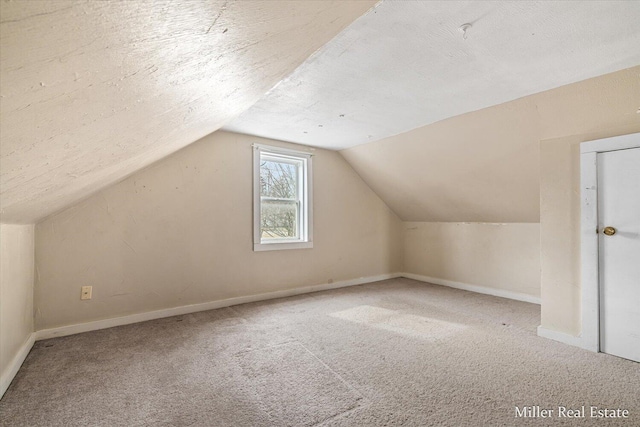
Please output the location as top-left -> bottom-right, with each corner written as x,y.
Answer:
580,133 -> 640,352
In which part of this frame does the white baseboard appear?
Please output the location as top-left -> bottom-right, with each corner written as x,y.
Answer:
537,326 -> 592,351
33,272 -> 542,342
35,273 -> 401,341
1,333 -> 35,399
4,272 -> 547,399
400,272 -> 541,305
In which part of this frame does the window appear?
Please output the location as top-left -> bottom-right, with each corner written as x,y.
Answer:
253,144 -> 313,251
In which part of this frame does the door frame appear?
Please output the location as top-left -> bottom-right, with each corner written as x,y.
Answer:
580,133 -> 640,352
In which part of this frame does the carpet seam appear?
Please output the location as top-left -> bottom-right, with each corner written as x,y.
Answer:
297,341 -> 370,405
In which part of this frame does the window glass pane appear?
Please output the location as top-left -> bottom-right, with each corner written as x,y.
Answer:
261,200 -> 298,240
260,159 -> 298,200
260,155 -> 301,241
254,146 -> 311,250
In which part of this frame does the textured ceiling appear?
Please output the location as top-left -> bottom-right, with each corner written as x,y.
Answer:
225,1 -> 640,150
341,66 -> 640,222
0,0 -> 377,223
3,0 -> 639,225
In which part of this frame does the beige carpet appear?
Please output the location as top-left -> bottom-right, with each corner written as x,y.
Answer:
1,278 -> 638,426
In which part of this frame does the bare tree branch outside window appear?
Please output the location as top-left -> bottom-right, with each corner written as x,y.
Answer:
260,159 -> 299,239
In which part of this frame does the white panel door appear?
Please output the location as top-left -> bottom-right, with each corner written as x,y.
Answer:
598,147 -> 640,362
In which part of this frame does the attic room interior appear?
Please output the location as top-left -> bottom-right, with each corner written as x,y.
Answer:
1,0 -> 639,425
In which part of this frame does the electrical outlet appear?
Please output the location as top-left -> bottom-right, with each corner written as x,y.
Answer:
81,286 -> 92,300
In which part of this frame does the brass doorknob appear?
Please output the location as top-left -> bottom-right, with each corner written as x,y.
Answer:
603,226 -> 616,236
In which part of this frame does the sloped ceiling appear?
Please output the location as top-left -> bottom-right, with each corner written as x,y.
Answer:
225,1 -> 640,149
341,67 -> 640,223
224,1 -> 640,224
0,0 -> 377,223
2,1 -> 639,225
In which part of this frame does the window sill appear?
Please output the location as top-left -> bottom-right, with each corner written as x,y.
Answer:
253,241 -> 313,252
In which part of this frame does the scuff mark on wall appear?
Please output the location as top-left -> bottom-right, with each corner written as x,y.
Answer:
122,240 -> 137,253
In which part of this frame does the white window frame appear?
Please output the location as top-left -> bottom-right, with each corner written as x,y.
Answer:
253,144 -> 313,251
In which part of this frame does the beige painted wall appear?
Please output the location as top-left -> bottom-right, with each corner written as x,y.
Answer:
34,131 -> 402,330
539,127 -> 640,335
26,67 -> 640,338
341,67 -> 640,225
537,67 -> 640,336
0,224 -> 34,386
341,95 -> 541,223
404,222 -> 540,298
343,66 -> 640,336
